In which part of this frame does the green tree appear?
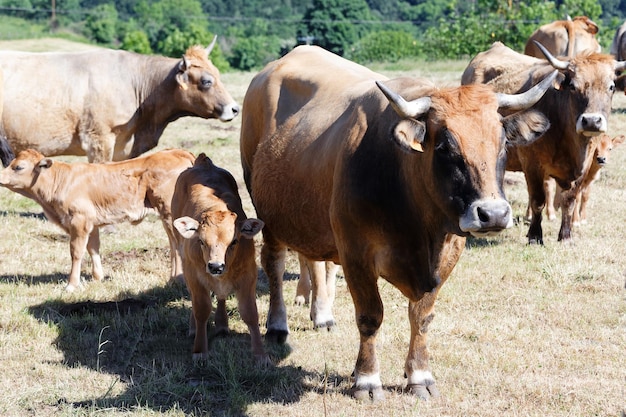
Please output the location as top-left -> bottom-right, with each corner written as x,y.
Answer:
347,30 -> 421,63
298,0 -> 375,55
85,3 -> 119,44
229,35 -> 282,70
121,29 -> 152,54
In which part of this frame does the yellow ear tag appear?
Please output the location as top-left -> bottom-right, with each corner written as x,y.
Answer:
410,142 -> 424,152
180,82 -> 188,91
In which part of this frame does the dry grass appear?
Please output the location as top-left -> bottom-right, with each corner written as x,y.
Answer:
0,40 -> 625,417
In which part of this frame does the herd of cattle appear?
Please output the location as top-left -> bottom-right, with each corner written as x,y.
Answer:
0,17 -> 625,401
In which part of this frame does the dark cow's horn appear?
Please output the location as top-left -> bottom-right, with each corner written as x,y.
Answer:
497,70 -> 558,111
533,40 -> 569,70
376,81 -> 431,119
615,60 -> 626,72
206,35 -> 218,55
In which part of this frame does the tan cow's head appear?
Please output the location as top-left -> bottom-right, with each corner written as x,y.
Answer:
376,72 -> 555,237
174,211 -> 263,276
0,149 -> 51,192
174,36 -> 240,122
592,133 -> 625,166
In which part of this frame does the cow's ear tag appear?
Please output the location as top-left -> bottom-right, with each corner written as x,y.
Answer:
393,119 -> 425,153
176,73 -> 189,90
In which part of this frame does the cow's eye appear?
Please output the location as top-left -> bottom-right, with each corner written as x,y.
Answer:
14,165 -> 24,171
229,238 -> 238,248
200,76 -> 213,89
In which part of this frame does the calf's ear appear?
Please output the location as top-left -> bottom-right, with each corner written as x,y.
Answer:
38,158 -> 53,169
613,134 -> 626,146
174,216 -> 199,239
240,218 -> 264,238
392,119 -> 426,153
502,109 -> 550,146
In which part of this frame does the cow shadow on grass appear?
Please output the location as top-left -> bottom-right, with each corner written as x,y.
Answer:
27,275 -> 330,416
0,272 -> 69,286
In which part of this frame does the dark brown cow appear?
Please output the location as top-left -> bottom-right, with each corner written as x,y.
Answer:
0,148 -> 195,291
240,45 -> 555,400
611,21 -> 626,61
0,37 -> 238,163
525,16 -> 601,58
462,41 -> 626,243
172,153 -> 268,365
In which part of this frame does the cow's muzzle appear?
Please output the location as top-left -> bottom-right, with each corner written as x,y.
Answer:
459,199 -> 513,237
207,262 -> 226,275
219,102 -> 240,122
577,113 -> 607,136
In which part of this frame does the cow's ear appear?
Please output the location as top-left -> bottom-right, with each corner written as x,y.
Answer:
240,218 -> 264,238
502,109 -> 551,146
174,216 -> 199,239
176,57 -> 190,90
392,119 -> 426,153
551,72 -> 567,91
616,74 -> 626,94
38,158 -> 53,169
613,134 -> 626,146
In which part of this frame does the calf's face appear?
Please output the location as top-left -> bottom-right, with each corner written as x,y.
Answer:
0,149 -> 51,191
174,211 -> 263,276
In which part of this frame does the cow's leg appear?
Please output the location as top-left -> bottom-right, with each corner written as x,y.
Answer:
294,253 -> 311,306
85,132 -> 115,163
576,185 -> 590,225
341,260 -> 385,402
558,186 -> 577,241
525,170 -> 546,244
404,234 -> 463,400
162,221 -> 184,284
236,276 -> 271,366
67,220 -> 91,291
86,228 -> 104,282
190,284 -> 212,361
214,298 -> 229,336
326,262 -> 338,308
544,178 -> 557,221
308,258 -> 335,330
261,230 -> 289,343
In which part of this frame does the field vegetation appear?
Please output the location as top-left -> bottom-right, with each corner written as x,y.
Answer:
0,39 -> 625,416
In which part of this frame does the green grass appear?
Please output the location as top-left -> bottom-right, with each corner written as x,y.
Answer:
0,40 -> 625,416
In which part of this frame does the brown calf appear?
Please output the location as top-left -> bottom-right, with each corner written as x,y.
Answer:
0,148 -> 194,291
172,153 -> 268,365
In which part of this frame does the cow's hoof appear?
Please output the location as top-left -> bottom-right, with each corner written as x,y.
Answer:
254,353 -> 273,368
192,352 -> 209,363
406,383 -> 440,400
294,295 -> 308,306
351,385 -> 385,402
213,326 -> 229,337
265,329 -> 289,344
313,319 -> 336,331
64,282 -> 83,292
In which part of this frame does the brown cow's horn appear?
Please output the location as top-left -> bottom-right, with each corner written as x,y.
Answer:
376,81 -> 431,119
206,35 -> 218,55
497,70 -> 558,111
533,40 -> 569,70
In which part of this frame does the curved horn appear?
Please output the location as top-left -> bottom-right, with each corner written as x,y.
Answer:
497,70 -> 558,111
533,40 -> 569,70
206,35 -> 218,55
615,60 -> 626,72
376,81 -> 431,119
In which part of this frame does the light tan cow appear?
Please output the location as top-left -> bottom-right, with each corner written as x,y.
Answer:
0,148 -> 195,291
0,37 -> 238,163
525,16 -> 601,58
172,153 -> 268,365
240,45 -> 555,400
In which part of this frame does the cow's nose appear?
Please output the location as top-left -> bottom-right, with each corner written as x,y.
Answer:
596,156 -> 607,165
207,262 -> 225,275
581,114 -> 604,131
231,103 -> 240,116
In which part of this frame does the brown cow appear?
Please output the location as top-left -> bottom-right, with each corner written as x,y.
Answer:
541,134 -> 625,226
0,148 -> 195,291
240,45 -> 555,400
171,153 -> 268,365
525,16 -> 601,58
611,21 -> 626,61
462,41 -> 626,243
0,37 -> 238,163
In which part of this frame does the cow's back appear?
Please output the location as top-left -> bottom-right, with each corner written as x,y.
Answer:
525,17 -> 600,58
240,46 -> 389,257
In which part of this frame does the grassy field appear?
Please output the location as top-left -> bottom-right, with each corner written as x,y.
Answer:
0,39 -> 625,417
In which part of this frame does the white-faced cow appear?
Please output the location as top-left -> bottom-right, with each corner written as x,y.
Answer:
171,153 -> 269,365
462,41 -> 626,243
240,45 -> 556,400
0,37 -> 238,163
0,148 -> 195,291
525,16 -> 601,58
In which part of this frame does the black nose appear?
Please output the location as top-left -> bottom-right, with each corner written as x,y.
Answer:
208,262 -> 225,275
596,156 -> 607,165
232,104 -> 240,116
581,115 -> 603,131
